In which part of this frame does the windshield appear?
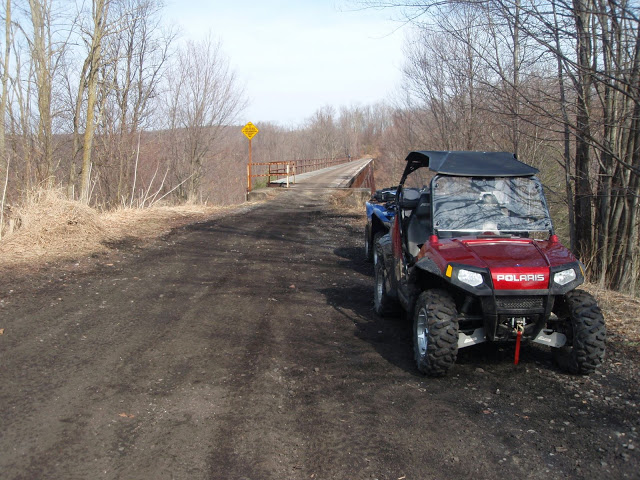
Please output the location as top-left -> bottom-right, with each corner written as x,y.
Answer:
432,175 -> 552,235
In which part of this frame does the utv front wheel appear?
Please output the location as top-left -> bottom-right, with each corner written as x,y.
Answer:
373,246 -> 398,316
413,290 -> 459,377
552,289 -> 606,375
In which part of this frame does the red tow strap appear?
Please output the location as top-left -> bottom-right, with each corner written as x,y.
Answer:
514,330 -> 522,365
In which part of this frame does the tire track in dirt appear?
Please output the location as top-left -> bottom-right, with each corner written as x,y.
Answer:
198,189 -> 358,478
1,232 -> 250,477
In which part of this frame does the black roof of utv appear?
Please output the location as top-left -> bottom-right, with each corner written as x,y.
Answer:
404,151 -> 539,177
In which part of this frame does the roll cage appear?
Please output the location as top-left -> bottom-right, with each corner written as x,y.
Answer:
395,151 -> 551,258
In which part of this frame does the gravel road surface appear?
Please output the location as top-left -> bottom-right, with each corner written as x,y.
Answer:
0,170 -> 638,479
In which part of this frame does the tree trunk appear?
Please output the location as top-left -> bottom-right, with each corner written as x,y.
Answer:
79,0 -> 110,203
552,0 -> 576,252
0,0 -> 10,164
28,0 -> 54,185
572,0 -> 594,260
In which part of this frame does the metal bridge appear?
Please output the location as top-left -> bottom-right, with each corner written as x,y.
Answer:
247,157 -> 375,193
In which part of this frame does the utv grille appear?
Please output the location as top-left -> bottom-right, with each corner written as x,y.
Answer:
496,296 -> 544,311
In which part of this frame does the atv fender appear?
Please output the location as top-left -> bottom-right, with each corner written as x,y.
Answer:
414,257 -> 444,277
370,213 -> 390,237
399,257 -> 446,314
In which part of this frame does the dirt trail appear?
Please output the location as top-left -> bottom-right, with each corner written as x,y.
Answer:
0,181 -> 638,479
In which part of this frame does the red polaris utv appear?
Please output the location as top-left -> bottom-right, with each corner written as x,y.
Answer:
374,151 -> 605,376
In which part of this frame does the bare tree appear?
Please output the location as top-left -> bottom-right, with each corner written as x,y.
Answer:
402,14 -> 487,151
90,0 -> 176,205
78,0 -> 112,203
164,35 -> 246,202
307,105 -> 341,159
26,0 -> 56,185
0,0 -> 11,165
0,0 -> 10,236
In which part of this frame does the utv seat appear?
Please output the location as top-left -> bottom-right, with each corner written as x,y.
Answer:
400,188 -> 421,209
406,193 -> 432,257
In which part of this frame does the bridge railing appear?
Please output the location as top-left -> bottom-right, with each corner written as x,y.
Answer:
248,156 -> 353,190
247,161 -> 296,189
293,156 -> 351,174
348,159 -> 376,193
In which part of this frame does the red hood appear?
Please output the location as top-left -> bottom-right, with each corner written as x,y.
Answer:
421,237 -> 578,290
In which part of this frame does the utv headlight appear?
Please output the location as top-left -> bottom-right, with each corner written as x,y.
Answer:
458,269 -> 484,287
554,268 -> 576,286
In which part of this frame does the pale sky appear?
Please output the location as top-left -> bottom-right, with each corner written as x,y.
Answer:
164,0 -> 406,126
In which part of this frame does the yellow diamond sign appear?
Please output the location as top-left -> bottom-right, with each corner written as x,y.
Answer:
242,122 -> 259,140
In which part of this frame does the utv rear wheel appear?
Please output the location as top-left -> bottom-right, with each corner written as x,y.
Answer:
373,246 -> 398,316
413,290 -> 459,377
552,289 -> 606,375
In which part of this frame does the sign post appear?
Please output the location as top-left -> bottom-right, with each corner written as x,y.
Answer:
242,122 -> 259,193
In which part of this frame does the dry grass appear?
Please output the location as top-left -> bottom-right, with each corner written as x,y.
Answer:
329,189 -> 370,217
0,189 -> 225,269
0,189 -> 108,266
584,284 -> 640,347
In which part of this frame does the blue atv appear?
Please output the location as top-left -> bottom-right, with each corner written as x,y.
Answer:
365,187 -> 397,263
